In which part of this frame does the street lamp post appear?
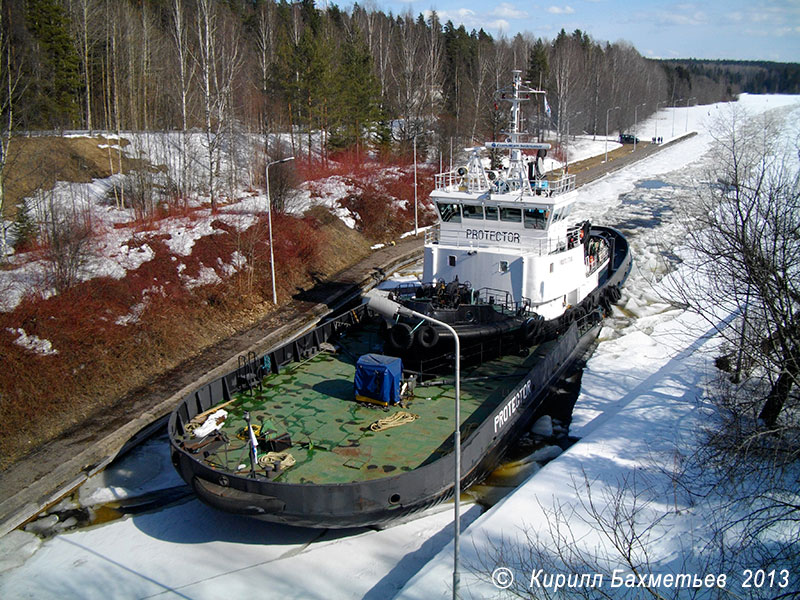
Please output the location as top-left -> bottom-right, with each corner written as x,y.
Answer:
655,101 -> 662,142
364,289 -> 462,600
565,111 -> 582,172
413,136 -> 418,236
604,106 -> 620,163
633,103 -> 646,151
266,156 -> 295,305
672,98 -> 683,138
685,96 -> 696,132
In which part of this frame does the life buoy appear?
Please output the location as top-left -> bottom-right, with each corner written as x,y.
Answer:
389,323 -> 414,351
416,324 -> 440,349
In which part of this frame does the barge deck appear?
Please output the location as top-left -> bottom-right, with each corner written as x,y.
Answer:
176,323 -> 554,485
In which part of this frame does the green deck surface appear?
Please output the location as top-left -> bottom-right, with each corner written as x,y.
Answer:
184,326 -> 543,484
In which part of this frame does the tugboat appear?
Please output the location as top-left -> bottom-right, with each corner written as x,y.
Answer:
381,71 -> 625,367
168,71 -> 632,528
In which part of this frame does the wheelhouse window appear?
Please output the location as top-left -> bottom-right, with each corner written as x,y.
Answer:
485,205 -> 498,220
448,255 -> 457,266
524,207 -> 549,230
552,204 -> 572,223
462,204 -> 484,220
437,202 -> 462,223
499,260 -> 509,273
499,207 -> 522,223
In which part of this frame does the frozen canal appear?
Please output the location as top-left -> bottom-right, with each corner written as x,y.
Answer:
2,94 -> 799,599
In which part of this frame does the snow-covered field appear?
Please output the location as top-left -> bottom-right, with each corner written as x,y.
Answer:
2,95 -> 799,599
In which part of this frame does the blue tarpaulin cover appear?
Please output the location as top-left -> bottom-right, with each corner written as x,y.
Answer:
354,354 -> 403,406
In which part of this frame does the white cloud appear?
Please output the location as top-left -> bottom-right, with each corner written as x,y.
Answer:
488,19 -> 511,31
492,3 -> 528,19
436,7 -> 506,32
547,5 -> 575,15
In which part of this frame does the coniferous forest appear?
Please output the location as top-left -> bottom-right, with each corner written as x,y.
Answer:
3,0 -> 797,160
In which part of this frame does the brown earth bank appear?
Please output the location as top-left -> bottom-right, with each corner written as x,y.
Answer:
2,136 -> 144,217
0,207 -> 373,471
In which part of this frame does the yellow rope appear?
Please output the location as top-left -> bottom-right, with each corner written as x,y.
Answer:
369,411 -> 420,432
258,451 -> 296,470
236,424 -> 261,440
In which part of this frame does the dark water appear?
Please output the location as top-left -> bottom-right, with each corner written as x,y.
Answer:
615,185 -> 675,231
636,179 -> 671,189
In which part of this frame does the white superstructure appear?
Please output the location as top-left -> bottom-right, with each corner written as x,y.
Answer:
423,70 -> 608,320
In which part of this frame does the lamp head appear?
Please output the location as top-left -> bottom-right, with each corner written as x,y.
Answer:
364,289 -> 412,319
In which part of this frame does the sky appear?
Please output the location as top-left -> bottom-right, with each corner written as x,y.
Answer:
364,0 -> 800,62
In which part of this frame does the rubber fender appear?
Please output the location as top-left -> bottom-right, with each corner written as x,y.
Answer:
573,306 -> 587,322
522,315 -> 543,344
415,324 -> 440,349
389,323 -> 414,351
193,477 -> 285,516
559,308 -> 576,330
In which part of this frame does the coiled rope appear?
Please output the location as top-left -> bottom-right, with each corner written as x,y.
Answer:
369,411 -> 420,432
258,451 -> 296,470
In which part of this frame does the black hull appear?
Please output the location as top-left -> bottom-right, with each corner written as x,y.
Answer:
168,228 -> 631,528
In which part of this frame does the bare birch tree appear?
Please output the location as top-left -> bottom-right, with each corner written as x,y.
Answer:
171,0 -> 194,201
673,104 -> 800,428
67,0 -> 101,133
194,0 -> 242,211
1,3 -> 25,259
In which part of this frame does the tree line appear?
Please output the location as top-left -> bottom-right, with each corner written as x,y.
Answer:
663,59 -> 800,96
3,0 -> 774,162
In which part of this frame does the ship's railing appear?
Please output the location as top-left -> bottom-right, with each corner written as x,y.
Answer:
434,170 -> 576,197
585,240 -> 611,275
425,225 -> 440,245
474,287 -> 532,315
548,173 -> 576,195
435,169 -> 491,194
389,284 -> 531,316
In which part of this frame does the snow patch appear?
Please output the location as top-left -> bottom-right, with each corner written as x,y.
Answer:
7,328 -> 58,356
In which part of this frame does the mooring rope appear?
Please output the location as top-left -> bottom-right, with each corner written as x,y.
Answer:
258,451 -> 296,470
369,411 -> 420,432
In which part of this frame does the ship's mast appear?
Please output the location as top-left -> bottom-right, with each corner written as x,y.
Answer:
489,70 -> 550,184
508,70 -> 525,164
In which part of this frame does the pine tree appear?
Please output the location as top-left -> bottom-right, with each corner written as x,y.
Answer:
527,38 -> 549,88
329,27 -> 380,152
12,199 -> 37,251
25,0 -> 82,128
